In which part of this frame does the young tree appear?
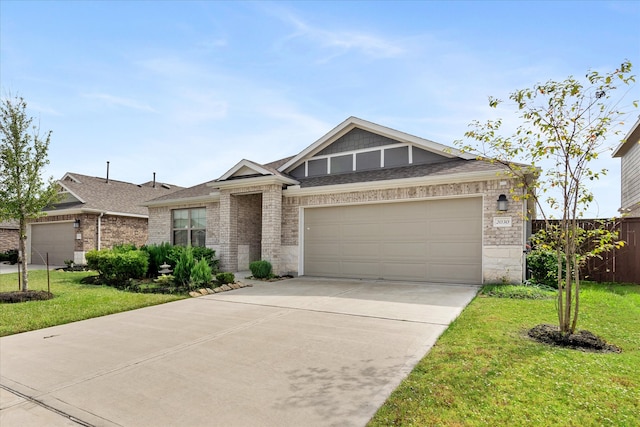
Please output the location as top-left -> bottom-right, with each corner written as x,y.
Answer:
0,95 -> 59,291
457,61 -> 636,335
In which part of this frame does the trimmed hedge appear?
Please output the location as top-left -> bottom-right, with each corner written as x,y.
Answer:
85,249 -> 149,284
216,272 -> 235,285
249,260 -> 272,279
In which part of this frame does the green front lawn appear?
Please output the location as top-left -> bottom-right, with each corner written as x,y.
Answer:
0,270 -> 185,336
369,282 -> 640,426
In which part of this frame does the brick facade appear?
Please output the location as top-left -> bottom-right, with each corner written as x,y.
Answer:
28,213 -> 149,264
279,177 -> 527,282
0,227 -> 19,253
148,176 -> 528,282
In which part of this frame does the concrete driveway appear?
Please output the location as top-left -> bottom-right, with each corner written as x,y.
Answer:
0,277 -> 479,427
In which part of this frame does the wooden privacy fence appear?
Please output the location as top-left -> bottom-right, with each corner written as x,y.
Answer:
532,217 -> 640,284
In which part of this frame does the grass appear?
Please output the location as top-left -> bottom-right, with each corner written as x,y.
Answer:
369,282 -> 640,427
0,270 -> 185,336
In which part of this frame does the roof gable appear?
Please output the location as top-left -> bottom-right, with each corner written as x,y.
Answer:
613,116 -> 640,158
218,159 -> 275,181
49,173 -> 183,216
279,116 -> 474,173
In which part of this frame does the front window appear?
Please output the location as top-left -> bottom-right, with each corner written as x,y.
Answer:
172,208 -> 206,247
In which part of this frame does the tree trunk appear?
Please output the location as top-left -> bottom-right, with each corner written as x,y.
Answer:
19,219 -> 29,291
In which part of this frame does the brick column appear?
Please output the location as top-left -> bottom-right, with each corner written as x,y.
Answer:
261,185 -> 282,275
219,190 -> 238,272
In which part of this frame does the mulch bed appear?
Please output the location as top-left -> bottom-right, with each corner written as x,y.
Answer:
0,290 -> 54,303
528,323 -> 622,353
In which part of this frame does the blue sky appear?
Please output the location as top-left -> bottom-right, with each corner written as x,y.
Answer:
1,1 -> 639,218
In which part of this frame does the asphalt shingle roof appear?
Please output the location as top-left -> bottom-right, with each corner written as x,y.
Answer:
52,173 -> 183,216
144,180 -> 218,204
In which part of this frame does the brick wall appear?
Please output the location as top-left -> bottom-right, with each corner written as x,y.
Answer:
30,213 -> 149,264
148,178 -> 528,282
148,202 -> 220,247
282,177 -> 527,283
99,216 -> 148,249
0,228 -> 19,253
236,194 -> 262,269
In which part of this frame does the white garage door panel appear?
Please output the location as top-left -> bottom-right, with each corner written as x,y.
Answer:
31,222 -> 74,265
304,198 -> 482,284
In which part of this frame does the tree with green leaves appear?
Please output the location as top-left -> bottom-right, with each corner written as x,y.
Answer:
457,61 -> 637,335
0,95 -> 59,291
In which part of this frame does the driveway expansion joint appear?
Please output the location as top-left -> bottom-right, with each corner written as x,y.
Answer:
0,383 -> 98,427
208,297 -> 453,326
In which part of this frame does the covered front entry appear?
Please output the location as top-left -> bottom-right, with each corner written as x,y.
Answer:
30,222 -> 75,265
303,197 -> 482,283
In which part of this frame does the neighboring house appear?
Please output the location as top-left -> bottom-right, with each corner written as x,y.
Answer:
145,117 -> 533,284
0,220 -> 19,253
613,116 -> 640,217
27,173 -> 181,265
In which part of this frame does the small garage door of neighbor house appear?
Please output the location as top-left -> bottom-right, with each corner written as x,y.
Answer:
303,197 -> 483,284
30,222 -> 75,265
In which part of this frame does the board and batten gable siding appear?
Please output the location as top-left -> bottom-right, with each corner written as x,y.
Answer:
621,139 -> 640,217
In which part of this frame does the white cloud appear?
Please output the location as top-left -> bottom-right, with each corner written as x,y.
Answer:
272,7 -> 405,61
81,93 -> 157,113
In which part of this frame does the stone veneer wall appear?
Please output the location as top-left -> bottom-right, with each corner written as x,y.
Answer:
281,178 -> 527,283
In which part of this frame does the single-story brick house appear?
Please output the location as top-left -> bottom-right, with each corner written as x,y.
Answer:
613,116 -> 640,217
27,173 -> 181,265
145,117 -> 532,284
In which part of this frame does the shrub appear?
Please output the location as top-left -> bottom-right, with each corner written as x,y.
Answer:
191,246 -> 219,273
85,248 -> 149,284
112,243 -> 137,253
216,272 -> 235,285
154,274 -> 175,286
190,258 -> 212,287
527,249 -> 565,289
0,249 -> 19,264
249,260 -> 272,279
173,247 -> 196,286
141,242 -> 174,277
0,249 -> 18,264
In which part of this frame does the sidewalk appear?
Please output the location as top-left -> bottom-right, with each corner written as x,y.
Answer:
0,263 -> 62,275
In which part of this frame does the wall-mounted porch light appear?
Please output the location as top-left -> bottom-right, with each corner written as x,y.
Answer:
73,219 -> 81,228
497,194 -> 508,212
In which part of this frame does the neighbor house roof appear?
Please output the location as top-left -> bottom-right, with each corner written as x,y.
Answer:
51,173 -> 183,217
613,116 -> 640,158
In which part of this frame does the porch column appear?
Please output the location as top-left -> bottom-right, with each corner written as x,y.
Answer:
219,190 -> 238,272
261,184 -> 282,275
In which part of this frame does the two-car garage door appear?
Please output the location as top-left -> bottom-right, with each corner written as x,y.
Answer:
303,197 -> 482,284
